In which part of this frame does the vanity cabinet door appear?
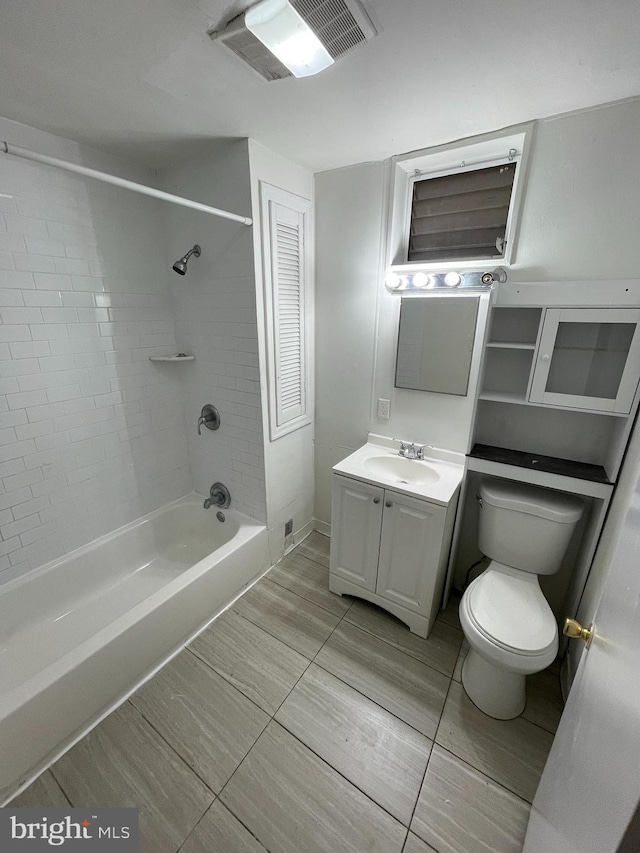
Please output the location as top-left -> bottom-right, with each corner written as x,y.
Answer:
529,308 -> 640,413
330,475 -> 383,592
376,491 -> 447,614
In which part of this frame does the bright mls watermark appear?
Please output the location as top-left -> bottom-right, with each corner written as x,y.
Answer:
0,808 -> 139,851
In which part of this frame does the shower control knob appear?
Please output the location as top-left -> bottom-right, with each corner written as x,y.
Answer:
197,404 -> 220,434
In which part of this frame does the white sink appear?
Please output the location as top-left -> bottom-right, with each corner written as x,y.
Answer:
363,455 -> 440,486
332,435 -> 464,506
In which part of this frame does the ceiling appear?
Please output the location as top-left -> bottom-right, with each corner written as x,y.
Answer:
1,0 -> 640,173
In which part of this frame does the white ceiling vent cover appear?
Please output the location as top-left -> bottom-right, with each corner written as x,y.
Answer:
209,0 -> 378,81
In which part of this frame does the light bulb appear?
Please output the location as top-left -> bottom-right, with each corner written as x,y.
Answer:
385,271 -> 401,291
412,272 -> 431,288
444,271 -> 461,288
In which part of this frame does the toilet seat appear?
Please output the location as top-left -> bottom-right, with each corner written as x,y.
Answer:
465,564 -> 557,657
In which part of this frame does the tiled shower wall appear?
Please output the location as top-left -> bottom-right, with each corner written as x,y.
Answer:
161,141 -> 267,523
0,119 -> 192,578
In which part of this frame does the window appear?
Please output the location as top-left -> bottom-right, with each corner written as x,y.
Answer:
260,182 -> 312,440
408,162 -> 516,263
387,126 -> 531,270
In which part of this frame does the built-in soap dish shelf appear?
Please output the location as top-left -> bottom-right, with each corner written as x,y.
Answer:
149,353 -> 195,362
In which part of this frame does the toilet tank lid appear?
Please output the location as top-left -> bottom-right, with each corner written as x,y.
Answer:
480,480 -> 584,523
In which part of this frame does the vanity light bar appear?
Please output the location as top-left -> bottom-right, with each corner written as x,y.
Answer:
384,267 -> 507,294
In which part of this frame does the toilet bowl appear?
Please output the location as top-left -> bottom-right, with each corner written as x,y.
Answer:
459,479 -> 583,720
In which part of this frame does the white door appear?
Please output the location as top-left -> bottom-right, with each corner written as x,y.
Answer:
523,450 -> 640,852
330,475 -> 383,592
375,491 -> 446,614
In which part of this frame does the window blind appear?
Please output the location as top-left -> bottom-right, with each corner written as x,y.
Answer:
408,162 -> 516,263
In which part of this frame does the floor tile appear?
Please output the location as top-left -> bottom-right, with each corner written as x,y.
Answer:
404,833 -> 439,853
190,609 -> 309,716
276,663 -> 431,825
296,531 -> 330,567
180,799 -> 267,853
9,770 -> 71,807
346,599 -> 462,676
220,721 -> 406,853
131,650 -> 268,794
315,622 -> 449,739
452,638 -> 470,682
268,550 -> 351,616
522,667 -> 564,734
233,577 -> 341,659
435,681 -> 554,803
411,745 -> 530,853
51,703 -> 213,853
437,590 -> 461,630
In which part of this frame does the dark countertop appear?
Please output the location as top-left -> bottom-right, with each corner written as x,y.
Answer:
469,444 -> 611,485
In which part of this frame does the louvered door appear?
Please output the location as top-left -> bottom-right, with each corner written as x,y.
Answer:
261,183 -> 312,440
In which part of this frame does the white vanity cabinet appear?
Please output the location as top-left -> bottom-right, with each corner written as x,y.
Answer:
329,476 -> 383,592
330,473 -> 454,638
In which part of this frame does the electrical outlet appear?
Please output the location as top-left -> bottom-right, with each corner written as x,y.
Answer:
284,518 -> 294,551
377,398 -> 391,420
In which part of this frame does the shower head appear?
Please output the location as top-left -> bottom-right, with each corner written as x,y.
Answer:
172,244 -> 201,275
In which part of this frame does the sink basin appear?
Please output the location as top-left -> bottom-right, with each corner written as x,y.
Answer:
363,455 -> 440,486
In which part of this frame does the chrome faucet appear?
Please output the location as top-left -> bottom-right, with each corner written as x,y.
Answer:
397,441 -> 426,460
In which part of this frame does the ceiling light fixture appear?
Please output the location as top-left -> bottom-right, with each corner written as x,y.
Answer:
244,0 -> 335,78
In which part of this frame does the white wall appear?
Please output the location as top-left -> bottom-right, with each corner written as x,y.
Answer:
248,140 -> 314,561
314,97 -> 640,530
510,98 -> 640,280
0,117 -> 191,579
160,141 -> 266,523
314,163 -> 385,527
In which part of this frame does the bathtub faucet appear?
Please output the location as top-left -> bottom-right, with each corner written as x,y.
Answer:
204,482 -> 231,509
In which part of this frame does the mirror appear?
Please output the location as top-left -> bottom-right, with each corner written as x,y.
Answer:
395,296 -> 479,394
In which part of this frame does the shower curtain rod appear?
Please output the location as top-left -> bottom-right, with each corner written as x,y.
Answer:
0,141 -> 253,226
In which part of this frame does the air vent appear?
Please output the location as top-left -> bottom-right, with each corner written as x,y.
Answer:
291,0 -> 375,60
209,0 -> 378,81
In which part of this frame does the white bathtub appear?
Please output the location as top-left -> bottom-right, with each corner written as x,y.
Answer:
0,494 -> 269,804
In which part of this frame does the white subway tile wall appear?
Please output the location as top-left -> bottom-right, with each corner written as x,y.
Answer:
161,142 -> 267,525
171,274 -> 266,522
0,148 -> 192,577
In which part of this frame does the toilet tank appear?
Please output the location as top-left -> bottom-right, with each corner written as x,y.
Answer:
478,480 -> 584,575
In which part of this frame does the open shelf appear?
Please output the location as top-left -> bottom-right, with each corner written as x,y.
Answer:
481,347 -> 533,398
488,306 -> 542,346
478,390 -> 528,404
486,341 -> 536,350
149,354 -> 195,362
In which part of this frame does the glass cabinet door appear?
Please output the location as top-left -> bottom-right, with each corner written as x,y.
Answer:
529,309 -> 640,413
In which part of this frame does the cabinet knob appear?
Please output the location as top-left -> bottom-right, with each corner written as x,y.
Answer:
385,501 -> 392,507
373,497 -> 380,504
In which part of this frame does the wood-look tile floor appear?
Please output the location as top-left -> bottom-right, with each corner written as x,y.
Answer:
11,532 -> 563,853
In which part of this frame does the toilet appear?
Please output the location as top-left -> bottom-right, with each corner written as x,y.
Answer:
459,479 -> 583,720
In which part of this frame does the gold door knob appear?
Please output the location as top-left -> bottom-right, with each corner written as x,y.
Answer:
563,617 -> 593,647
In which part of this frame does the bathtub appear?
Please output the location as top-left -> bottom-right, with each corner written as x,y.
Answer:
0,494 -> 269,804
